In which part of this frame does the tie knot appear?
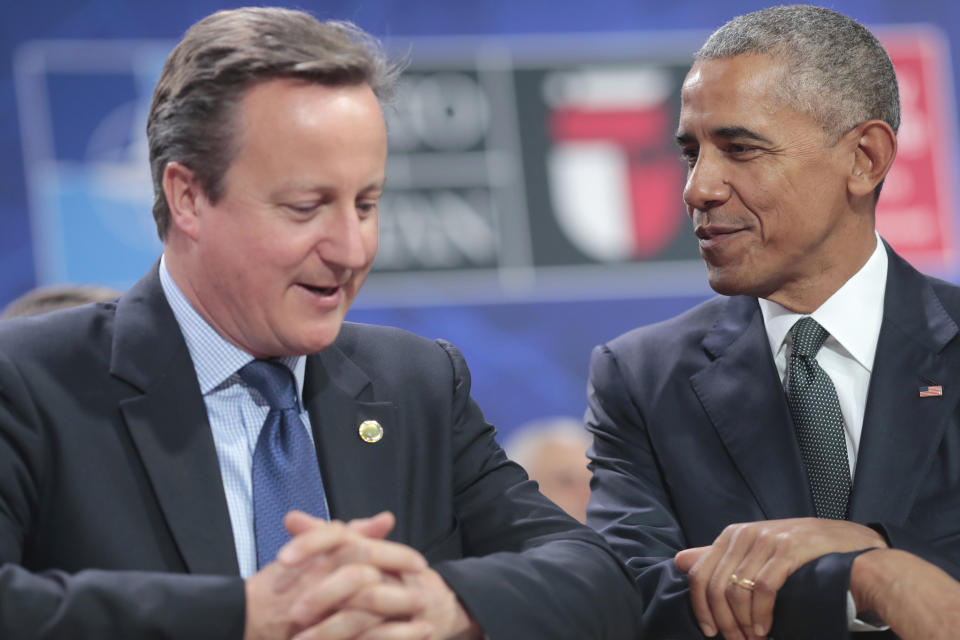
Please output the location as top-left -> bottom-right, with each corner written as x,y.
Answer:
791,317 -> 829,358
239,360 -> 298,411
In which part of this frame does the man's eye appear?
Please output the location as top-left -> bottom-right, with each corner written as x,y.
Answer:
680,148 -> 699,166
727,144 -> 757,156
286,203 -> 319,214
356,200 -> 379,218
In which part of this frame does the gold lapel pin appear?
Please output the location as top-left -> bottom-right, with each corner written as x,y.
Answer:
358,419 -> 384,443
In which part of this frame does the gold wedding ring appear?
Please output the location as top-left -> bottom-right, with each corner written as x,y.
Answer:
729,573 -> 756,591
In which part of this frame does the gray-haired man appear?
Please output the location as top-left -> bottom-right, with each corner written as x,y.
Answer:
588,5 -> 960,639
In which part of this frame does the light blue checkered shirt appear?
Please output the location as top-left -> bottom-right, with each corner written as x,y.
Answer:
158,256 -> 327,578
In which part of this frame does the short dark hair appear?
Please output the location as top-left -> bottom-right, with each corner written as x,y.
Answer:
147,7 -> 402,239
696,4 -> 900,140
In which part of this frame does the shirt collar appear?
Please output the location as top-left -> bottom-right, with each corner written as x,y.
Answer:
758,232 -> 888,372
158,255 -> 306,404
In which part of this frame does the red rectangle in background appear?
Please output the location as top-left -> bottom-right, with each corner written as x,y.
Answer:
877,27 -> 960,273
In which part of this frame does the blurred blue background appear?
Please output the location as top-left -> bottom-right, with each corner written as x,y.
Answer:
2,1 -> 958,438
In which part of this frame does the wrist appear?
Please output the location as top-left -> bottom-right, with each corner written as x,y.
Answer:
850,549 -> 892,614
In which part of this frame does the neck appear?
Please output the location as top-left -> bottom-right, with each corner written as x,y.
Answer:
764,232 -> 878,314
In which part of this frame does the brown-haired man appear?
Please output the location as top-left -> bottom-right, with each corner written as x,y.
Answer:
0,8 -> 640,639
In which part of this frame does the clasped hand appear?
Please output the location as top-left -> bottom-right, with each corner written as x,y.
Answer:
674,517 -> 886,640
245,511 -> 480,640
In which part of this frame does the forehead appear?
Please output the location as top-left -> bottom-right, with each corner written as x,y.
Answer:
678,54 -> 795,136
238,78 -> 384,136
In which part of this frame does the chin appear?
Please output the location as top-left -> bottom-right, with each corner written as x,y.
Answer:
706,270 -> 753,297
301,326 -> 345,354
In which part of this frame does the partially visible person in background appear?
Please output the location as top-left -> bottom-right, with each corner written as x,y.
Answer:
1,284 -> 121,318
504,416 -> 592,523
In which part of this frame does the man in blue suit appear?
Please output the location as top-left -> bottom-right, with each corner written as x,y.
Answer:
0,7 -> 640,639
587,5 -> 960,639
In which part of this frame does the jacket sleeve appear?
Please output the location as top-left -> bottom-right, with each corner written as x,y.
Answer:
429,340 -> 644,640
0,351 -> 247,639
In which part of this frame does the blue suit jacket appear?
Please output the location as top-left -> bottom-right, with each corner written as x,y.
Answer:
587,243 -> 960,639
0,265 -> 641,639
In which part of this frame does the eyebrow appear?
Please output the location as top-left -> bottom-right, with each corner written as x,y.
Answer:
273,177 -> 387,196
675,126 -> 774,147
714,126 -> 773,144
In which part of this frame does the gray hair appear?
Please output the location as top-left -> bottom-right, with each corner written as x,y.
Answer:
147,7 -> 402,240
696,5 -> 900,141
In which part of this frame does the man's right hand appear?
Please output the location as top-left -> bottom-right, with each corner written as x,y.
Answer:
243,511 -> 434,640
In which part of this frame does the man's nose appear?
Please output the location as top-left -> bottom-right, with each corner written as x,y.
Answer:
682,149 -> 730,212
317,205 -> 374,270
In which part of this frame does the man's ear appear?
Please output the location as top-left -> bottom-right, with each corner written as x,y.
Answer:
848,120 -> 897,198
162,161 -> 203,240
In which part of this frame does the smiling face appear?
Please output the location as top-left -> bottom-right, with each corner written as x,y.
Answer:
169,78 -> 386,358
676,54 -> 876,311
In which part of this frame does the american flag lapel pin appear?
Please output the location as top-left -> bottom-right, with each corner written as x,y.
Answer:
919,384 -> 943,398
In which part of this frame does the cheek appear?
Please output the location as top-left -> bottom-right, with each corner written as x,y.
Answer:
364,228 -> 379,262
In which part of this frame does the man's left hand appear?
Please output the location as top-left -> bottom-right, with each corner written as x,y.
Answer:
281,512 -> 482,640
674,518 -> 887,640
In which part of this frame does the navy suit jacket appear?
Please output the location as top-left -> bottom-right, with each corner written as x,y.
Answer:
0,265 -> 641,639
587,243 -> 960,639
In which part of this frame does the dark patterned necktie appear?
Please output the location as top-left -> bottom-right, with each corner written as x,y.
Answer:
239,359 -> 329,568
786,317 -> 851,520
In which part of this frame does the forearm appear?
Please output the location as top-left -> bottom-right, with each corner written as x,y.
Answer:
851,549 -> 960,640
0,564 -> 245,640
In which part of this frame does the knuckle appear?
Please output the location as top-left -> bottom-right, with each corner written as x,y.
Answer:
365,586 -> 390,610
341,563 -> 379,585
707,578 -> 727,601
687,563 -> 704,583
752,577 -> 775,596
723,582 -> 742,601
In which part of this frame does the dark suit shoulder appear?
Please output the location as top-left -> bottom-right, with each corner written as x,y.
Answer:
0,303 -> 115,367
330,322 -> 457,391
605,296 -> 732,359
926,274 -> 960,312
334,321 -> 448,364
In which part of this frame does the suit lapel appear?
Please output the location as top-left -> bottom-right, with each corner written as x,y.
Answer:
690,296 -> 814,519
850,246 -> 959,523
111,266 -> 239,575
304,346 -> 399,523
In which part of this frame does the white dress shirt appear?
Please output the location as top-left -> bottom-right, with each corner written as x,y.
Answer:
758,233 -> 889,630
158,255 -> 326,578
759,233 -> 888,477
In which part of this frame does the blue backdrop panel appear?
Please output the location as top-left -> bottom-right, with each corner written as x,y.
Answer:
3,1 -> 958,440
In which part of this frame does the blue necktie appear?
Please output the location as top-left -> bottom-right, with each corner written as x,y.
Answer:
239,359 -> 329,568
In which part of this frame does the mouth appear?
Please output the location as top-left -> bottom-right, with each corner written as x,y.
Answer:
297,283 -> 340,297
694,223 -> 749,249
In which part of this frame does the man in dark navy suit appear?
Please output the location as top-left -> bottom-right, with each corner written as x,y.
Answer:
0,7 -> 640,639
587,5 -> 960,639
